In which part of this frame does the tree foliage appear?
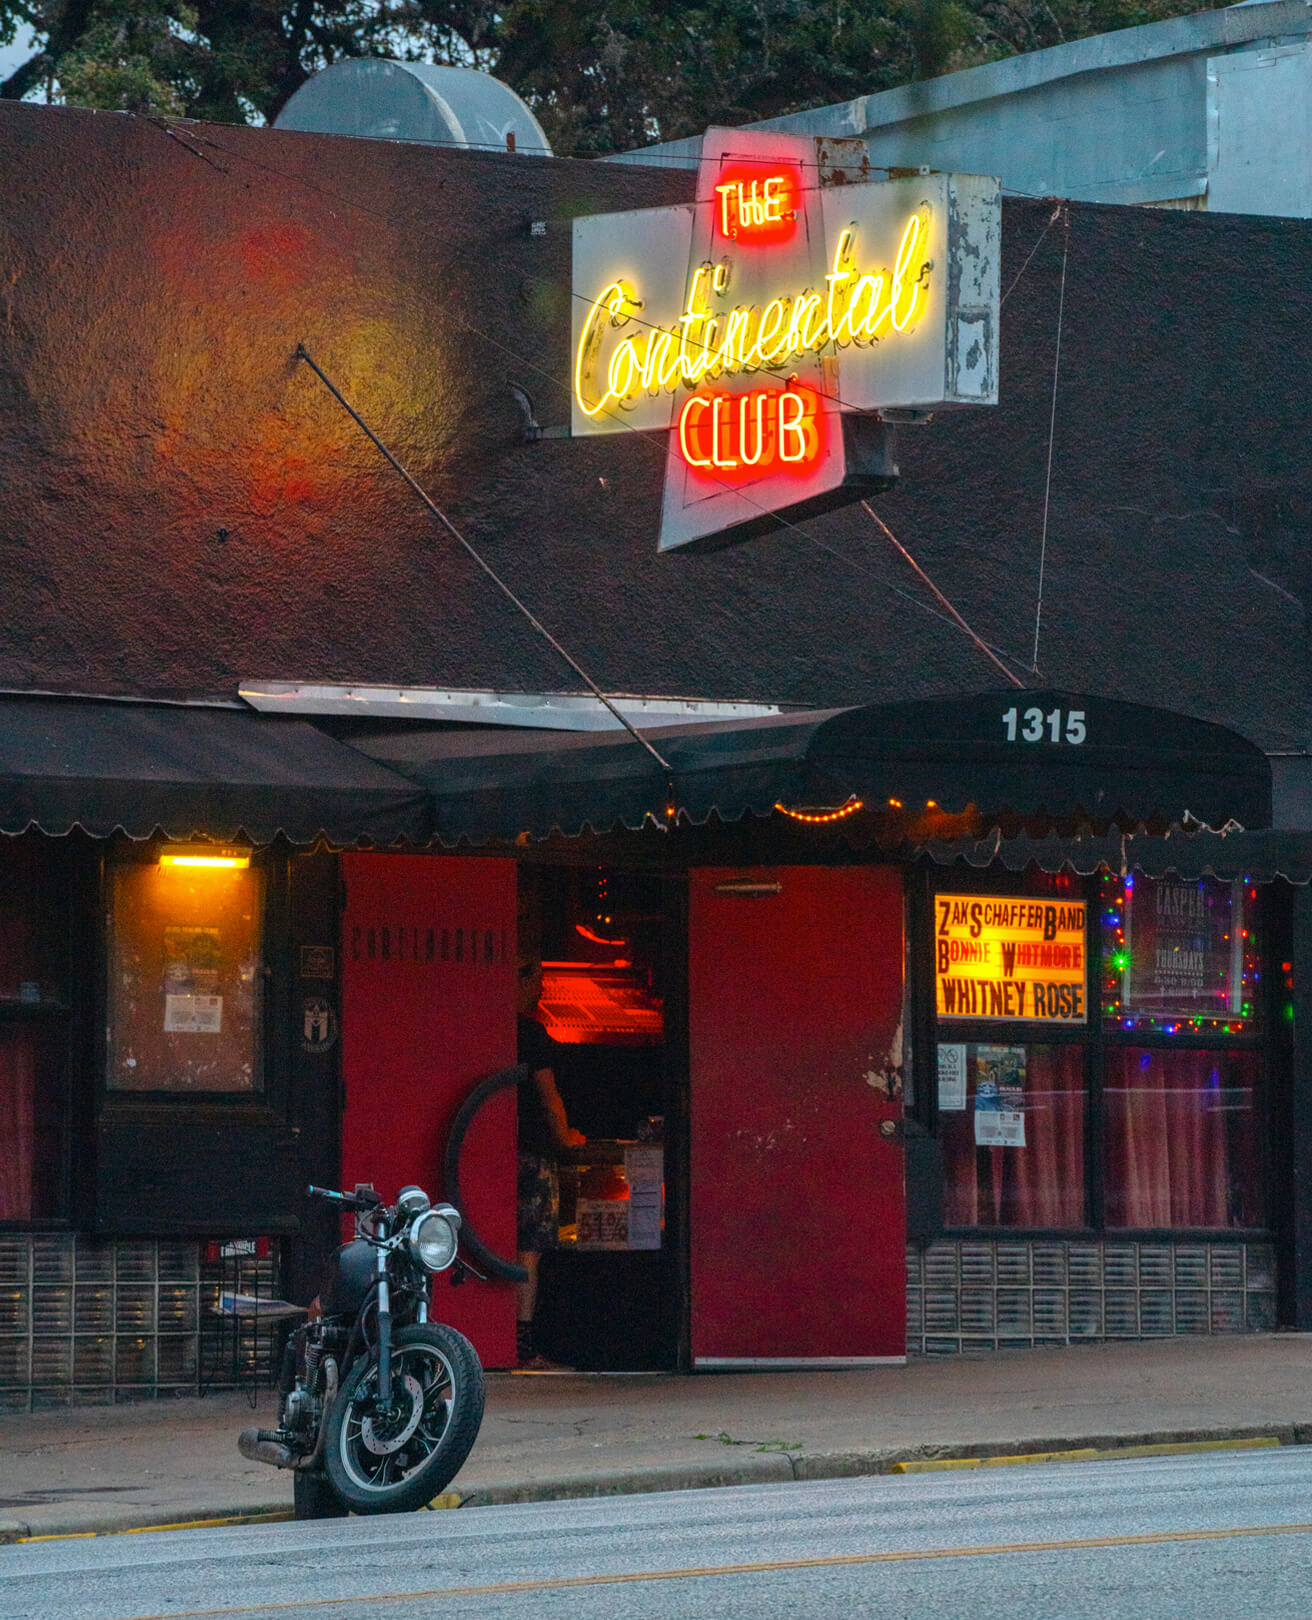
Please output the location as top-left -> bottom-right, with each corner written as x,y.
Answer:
1,0 -> 1221,153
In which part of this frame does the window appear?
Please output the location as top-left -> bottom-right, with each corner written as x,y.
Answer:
106,859 -> 265,1093
930,871 -> 1269,1235
1102,874 -> 1260,1034
1104,1047 -> 1263,1229
0,838 -> 74,1222
939,1042 -> 1085,1228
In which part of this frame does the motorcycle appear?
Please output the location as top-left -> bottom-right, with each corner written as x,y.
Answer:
239,1181 -> 485,1518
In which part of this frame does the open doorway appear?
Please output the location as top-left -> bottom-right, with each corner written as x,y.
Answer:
519,863 -> 683,1371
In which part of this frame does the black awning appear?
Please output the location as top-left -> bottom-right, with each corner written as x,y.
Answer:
920,827 -> 1312,885
0,696 -> 433,844
347,689 -> 1271,845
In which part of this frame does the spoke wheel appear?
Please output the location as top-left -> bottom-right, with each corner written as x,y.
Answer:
324,1324 -> 485,1515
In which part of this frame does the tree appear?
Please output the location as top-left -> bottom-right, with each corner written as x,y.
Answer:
0,0 -> 1222,153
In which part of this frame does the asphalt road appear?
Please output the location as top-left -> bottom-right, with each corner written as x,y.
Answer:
7,1448 -> 1312,1620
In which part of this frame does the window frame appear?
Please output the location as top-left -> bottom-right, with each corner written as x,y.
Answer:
916,864 -> 1275,1242
0,834 -> 96,1231
95,842 -> 291,1116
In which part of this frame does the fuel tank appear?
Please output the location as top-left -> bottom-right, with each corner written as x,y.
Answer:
321,1239 -> 376,1315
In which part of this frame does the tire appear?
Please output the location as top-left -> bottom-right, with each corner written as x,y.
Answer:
293,1468 -> 348,1520
323,1324 -> 485,1515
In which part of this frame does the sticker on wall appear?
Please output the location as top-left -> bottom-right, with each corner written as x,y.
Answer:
301,995 -> 338,1054
300,945 -> 336,980
164,993 -> 223,1034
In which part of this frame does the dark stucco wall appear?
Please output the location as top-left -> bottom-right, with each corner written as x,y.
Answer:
0,101 -> 1308,749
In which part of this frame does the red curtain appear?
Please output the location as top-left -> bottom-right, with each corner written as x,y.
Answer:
1105,1047 -> 1261,1228
0,1028 -> 37,1222
943,1045 -> 1086,1228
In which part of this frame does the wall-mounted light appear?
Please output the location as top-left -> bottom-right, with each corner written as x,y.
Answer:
158,846 -> 251,870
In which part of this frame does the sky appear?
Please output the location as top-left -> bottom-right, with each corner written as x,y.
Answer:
0,25 -> 35,89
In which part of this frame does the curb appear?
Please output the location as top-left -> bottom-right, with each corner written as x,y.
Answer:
788,1422 -> 1312,1482
6,1425 -> 1310,1542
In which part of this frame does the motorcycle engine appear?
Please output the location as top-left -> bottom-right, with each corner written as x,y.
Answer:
284,1383 -> 318,1434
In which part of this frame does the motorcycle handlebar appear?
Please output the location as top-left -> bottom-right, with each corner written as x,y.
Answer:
306,1183 -> 383,1212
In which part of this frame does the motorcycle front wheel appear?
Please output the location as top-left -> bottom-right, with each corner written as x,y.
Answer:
323,1324 -> 485,1515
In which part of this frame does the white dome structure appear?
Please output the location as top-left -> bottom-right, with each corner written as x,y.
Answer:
275,59 -> 552,156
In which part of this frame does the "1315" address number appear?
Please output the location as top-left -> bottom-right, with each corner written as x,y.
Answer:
1002,706 -> 1086,745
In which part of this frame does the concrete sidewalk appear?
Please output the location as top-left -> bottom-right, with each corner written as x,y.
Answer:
4,1334 -> 1312,1541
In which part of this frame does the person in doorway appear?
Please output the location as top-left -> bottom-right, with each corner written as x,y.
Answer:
516,957 -> 584,1370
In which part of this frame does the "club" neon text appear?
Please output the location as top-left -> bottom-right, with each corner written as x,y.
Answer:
676,386 -> 823,478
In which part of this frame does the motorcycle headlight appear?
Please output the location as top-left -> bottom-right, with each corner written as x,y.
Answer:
397,1185 -> 431,1219
409,1206 -> 460,1273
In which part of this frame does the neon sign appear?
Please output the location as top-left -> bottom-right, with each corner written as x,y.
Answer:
714,166 -> 799,242
676,386 -> 824,479
569,126 -> 1000,551
574,214 -> 929,422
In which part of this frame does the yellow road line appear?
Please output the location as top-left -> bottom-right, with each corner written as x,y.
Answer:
109,1520 -> 1312,1620
892,1436 -> 1281,1474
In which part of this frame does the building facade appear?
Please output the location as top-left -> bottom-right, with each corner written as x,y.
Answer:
2,99 -> 1312,1405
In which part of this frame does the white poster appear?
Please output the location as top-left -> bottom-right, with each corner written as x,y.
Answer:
624,1146 -> 664,1251
164,993 -> 223,1034
974,1109 -> 1026,1148
937,1044 -> 968,1110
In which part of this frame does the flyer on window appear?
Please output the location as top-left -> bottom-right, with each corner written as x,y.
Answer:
164,993 -> 223,1034
937,1043 -> 968,1110
973,1044 -> 1026,1146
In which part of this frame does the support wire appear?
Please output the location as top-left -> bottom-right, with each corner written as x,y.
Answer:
1032,210 -> 1069,673
294,345 -> 678,814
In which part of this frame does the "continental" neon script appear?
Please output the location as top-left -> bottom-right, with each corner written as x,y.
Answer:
574,213 -> 930,421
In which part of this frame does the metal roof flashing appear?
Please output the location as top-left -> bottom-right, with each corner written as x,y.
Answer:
616,0 -> 1312,166
238,682 -> 787,733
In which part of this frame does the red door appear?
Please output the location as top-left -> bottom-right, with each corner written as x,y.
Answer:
340,853 -> 518,1369
689,866 -> 906,1367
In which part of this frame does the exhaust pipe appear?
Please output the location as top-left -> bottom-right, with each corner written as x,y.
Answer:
239,1429 -> 299,1469
238,1359 -> 338,1472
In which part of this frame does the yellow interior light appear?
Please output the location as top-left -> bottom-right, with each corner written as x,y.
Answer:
159,847 -> 250,870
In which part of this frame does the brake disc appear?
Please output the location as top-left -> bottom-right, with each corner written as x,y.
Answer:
360,1372 -> 425,1456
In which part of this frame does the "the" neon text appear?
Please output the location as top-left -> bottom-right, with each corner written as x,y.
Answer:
715,172 -> 795,239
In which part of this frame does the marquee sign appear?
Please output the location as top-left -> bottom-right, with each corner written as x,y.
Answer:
572,128 -> 1001,551
935,894 -> 1088,1025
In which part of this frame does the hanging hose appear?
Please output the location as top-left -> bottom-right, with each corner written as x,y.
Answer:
443,1065 -> 530,1283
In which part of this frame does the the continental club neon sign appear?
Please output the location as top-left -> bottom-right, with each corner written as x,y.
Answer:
571,128 -> 1001,551
935,895 -> 1088,1024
